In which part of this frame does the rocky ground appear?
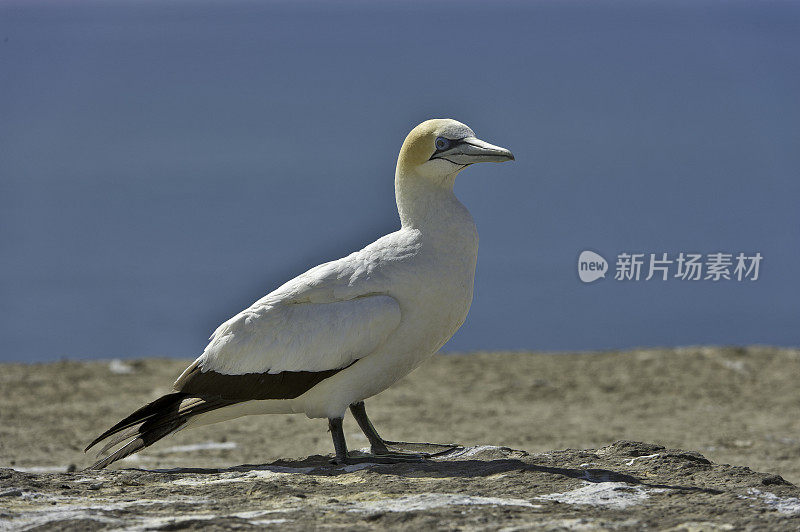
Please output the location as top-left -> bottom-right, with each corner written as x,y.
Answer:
1,346 -> 800,529
2,442 -> 800,530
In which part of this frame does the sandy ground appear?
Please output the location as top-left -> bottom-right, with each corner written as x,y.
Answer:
2,346 -> 800,529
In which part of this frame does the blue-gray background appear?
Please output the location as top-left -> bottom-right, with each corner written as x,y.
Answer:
2,0 -> 798,362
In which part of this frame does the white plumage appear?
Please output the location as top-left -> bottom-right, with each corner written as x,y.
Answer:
198,294 -> 402,375
87,118 -> 514,467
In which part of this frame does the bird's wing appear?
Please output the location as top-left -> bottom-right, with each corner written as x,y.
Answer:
174,230 -> 418,400
174,292 -> 401,400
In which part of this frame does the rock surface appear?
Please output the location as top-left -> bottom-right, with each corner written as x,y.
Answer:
2,441 -> 800,530
3,347 -> 800,529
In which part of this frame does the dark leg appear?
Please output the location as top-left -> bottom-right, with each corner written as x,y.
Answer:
328,417 -> 348,464
349,401 -> 390,453
349,401 -> 460,458
328,415 -> 427,465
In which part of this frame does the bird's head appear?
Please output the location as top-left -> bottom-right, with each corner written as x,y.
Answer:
396,118 -> 514,181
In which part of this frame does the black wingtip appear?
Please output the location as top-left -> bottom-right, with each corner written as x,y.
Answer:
84,392 -> 188,453
83,393 -> 233,469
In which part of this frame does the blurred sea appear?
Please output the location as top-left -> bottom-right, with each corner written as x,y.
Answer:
1,0 -> 798,362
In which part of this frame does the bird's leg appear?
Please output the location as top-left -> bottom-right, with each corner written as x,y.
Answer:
328,417 -> 349,464
349,401 -> 390,453
349,401 -> 460,458
328,415 -> 425,465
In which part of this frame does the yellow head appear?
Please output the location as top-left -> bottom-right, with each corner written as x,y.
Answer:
396,119 -> 514,181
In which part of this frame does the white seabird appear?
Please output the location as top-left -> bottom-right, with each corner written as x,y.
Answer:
86,118 -> 514,468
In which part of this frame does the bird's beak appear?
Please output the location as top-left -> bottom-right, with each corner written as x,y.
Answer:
432,136 -> 515,165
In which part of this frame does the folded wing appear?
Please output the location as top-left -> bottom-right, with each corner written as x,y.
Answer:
173,294 -> 402,399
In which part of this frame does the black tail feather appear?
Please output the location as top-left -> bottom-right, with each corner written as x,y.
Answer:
85,393 -> 235,470
85,393 -> 189,452
89,418 -> 186,470
94,425 -> 146,458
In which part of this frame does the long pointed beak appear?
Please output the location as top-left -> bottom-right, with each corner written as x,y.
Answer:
432,136 -> 515,165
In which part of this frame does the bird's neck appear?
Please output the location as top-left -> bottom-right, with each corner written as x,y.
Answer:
394,171 -> 474,234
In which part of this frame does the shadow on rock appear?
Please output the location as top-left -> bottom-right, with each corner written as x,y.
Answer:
127,442 -> 724,496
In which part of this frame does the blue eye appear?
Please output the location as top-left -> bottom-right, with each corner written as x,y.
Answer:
435,137 -> 450,151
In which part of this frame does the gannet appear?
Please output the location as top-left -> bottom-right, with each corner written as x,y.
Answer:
85,118 -> 514,468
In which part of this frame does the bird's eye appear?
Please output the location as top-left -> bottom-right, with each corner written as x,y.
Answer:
435,137 -> 450,151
